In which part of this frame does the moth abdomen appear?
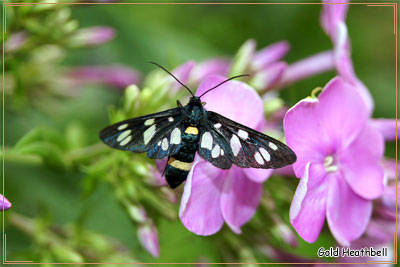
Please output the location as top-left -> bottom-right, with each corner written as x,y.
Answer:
164,125 -> 200,188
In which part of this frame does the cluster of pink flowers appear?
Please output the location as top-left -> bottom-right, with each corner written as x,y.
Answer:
147,1 -> 398,261
285,0 -> 397,254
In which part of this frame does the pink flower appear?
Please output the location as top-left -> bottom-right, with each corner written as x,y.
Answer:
178,75 -> 273,235
0,194 -> 12,211
65,65 -> 140,89
5,31 -> 28,53
284,77 -> 384,246
69,26 -> 115,47
320,0 -> 374,113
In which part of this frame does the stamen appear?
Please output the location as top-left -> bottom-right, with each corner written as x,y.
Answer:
324,155 -> 338,173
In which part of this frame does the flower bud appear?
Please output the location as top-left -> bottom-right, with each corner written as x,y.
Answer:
229,39 -> 256,76
68,26 -> 115,47
0,194 -> 12,211
123,84 -> 140,114
138,221 -> 160,258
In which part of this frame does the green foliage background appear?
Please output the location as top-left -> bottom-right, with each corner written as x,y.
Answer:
2,1 -> 397,264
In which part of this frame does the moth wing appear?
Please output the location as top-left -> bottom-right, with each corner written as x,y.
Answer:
206,111 -> 296,169
197,123 -> 234,170
99,108 -> 185,158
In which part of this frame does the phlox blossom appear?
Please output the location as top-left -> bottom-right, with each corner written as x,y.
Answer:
284,77 -> 384,246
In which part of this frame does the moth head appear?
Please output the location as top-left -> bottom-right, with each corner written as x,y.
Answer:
188,96 -> 202,106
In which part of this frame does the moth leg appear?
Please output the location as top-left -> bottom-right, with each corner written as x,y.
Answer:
177,100 -> 183,108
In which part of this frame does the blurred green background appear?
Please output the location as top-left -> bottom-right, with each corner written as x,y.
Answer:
2,1 -> 396,264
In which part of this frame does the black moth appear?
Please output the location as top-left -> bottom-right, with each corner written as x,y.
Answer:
99,62 -> 296,188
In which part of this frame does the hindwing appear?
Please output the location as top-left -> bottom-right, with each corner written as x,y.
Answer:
198,111 -> 296,169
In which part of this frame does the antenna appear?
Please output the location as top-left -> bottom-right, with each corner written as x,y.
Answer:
198,74 -> 250,98
149,62 -> 194,97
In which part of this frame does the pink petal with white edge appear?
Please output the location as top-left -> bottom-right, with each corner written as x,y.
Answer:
339,123 -> 384,200
179,161 -> 225,236
220,167 -> 263,233
196,75 -> 264,128
320,0 -> 349,42
284,98 -> 329,177
371,118 -> 398,141
290,162 -> 328,243
326,171 -> 372,247
318,77 -> 369,150
333,23 -> 374,113
243,167 -> 273,183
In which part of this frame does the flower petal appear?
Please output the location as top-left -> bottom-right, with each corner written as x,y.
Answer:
339,123 -> 384,199
220,167 -> 263,233
333,23 -> 374,113
277,51 -> 334,88
371,118 -> 398,141
179,161 -> 225,235
170,61 -> 195,91
243,167 -> 273,183
320,0 -> 349,43
284,98 -> 328,177
196,75 -> 264,128
252,41 -> 290,70
251,62 -> 287,90
326,171 -> 372,246
290,162 -> 328,243
190,59 -> 230,84
318,77 -> 369,150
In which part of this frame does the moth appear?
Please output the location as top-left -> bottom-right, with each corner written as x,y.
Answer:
99,62 -> 296,188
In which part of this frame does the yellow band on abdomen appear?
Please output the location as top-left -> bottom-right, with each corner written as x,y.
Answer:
168,157 -> 193,171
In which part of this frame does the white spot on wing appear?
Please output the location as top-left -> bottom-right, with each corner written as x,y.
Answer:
170,128 -> 181,144
230,135 -> 241,156
238,129 -> 248,140
221,149 -> 224,156
120,135 -> 132,146
144,118 -> 155,126
117,130 -> 131,142
211,144 -> 220,158
201,132 -> 213,150
168,117 -> 174,122
157,141 -> 161,146
260,147 -> 271,162
162,138 -> 169,151
117,123 -> 128,130
269,142 -> 278,150
144,125 -> 156,145
214,123 -> 222,129
254,151 -> 264,165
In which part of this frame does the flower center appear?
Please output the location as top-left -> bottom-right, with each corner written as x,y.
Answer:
324,155 -> 338,173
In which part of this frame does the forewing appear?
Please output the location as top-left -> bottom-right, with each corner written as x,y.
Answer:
206,111 -> 296,169
99,108 -> 185,158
